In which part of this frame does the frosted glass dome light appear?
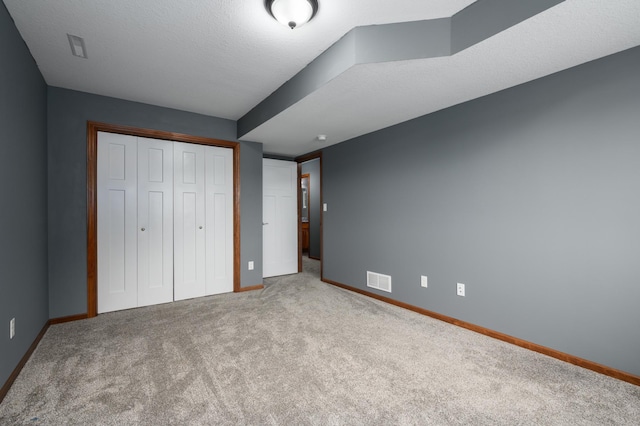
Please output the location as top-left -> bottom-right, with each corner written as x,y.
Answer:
267,0 -> 318,29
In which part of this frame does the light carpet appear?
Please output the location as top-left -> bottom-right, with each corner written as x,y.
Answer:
1,257 -> 638,425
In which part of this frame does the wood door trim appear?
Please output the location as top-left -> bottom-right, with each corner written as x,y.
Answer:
297,164 -> 303,272
300,173 -> 310,262
296,150 -> 322,163
87,121 -> 241,318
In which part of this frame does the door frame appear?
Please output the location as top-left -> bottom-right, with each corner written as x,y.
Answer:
87,121 -> 242,318
300,173 -> 310,254
295,150 -> 323,278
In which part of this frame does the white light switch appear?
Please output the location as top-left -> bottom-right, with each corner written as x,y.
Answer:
248,261 -> 254,270
323,203 -> 327,212
421,276 -> 428,288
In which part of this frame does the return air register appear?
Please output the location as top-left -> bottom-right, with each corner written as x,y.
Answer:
367,271 -> 392,293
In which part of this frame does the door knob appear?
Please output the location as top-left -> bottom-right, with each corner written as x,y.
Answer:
199,226 -> 203,229
263,222 -> 269,225
141,227 -> 145,231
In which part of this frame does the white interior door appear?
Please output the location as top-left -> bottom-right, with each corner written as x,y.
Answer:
205,146 -> 234,295
263,159 -> 298,278
137,137 -> 174,307
174,142 -> 206,301
97,132 -> 138,313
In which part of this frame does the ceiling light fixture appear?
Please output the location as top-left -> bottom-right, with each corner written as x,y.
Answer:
266,0 -> 318,30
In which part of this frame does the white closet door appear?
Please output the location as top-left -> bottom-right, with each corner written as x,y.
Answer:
174,142 -> 206,301
205,146 -> 234,295
137,137 -> 174,307
97,132 -> 138,313
263,159 -> 298,278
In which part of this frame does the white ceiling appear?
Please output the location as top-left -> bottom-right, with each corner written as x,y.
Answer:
4,0 -> 640,157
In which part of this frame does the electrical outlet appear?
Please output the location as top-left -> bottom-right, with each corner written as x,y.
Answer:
10,318 -> 15,339
421,275 -> 428,288
248,261 -> 254,271
457,283 -> 466,297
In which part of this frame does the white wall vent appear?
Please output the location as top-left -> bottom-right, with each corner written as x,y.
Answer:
367,271 -> 392,293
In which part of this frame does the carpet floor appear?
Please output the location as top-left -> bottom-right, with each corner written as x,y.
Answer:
1,257 -> 638,425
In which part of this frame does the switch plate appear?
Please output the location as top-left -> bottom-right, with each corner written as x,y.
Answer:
10,318 -> 15,339
457,283 -> 465,297
323,203 -> 327,212
248,261 -> 254,271
421,275 -> 428,288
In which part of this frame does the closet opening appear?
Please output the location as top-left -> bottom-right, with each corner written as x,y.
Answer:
86,121 -> 241,318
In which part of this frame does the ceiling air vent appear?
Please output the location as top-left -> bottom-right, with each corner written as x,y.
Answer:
367,271 -> 392,293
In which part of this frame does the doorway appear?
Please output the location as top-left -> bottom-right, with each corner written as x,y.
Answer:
297,152 -> 322,278
301,173 -> 310,255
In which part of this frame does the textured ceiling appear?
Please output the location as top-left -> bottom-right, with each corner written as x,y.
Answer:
246,0 -> 640,155
4,0 -> 640,156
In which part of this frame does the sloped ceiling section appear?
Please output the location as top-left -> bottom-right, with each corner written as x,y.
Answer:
240,0 -> 640,156
238,0 -> 565,150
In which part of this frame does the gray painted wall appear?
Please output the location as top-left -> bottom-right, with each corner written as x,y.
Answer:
302,159 -> 321,259
240,141 -> 264,284
0,3 -> 49,387
322,46 -> 640,377
47,87 -> 263,318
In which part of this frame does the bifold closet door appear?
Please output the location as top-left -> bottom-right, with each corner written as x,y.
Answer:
205,146 -> 233,295
137,137 -> 174,307
173,142 -> 206,301
173,143 -> 234,299
97,132 -> 138,313
98,133 -> 234,312
98,133 -> 175,313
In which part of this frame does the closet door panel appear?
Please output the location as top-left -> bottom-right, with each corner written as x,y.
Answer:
205,146 -> 234,295
97,132 -> 138,313
137,137 -> 174,307
174,142 -> 206,301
